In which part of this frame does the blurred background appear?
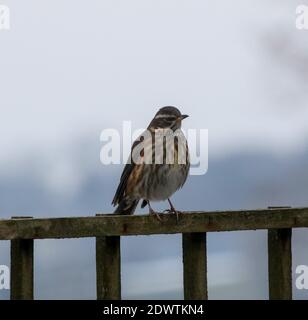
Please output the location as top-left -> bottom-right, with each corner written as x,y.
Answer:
1,0 -> 308,299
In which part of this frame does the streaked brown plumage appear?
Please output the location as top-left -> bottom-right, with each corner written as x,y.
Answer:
112,106 -> 190,220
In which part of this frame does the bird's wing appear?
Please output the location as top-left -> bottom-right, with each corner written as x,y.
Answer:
111,163 -> 133,206
112,132 -> 148,206
180,140 -> 190,188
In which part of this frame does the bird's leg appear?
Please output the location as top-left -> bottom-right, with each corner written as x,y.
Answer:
164,198 -> 180,222
148,201 -> 162,221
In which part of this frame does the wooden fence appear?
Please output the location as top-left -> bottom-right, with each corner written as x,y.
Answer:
1,207 -> 308,300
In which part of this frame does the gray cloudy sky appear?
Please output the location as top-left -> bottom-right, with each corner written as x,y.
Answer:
0,0 -> 308,300
1,1 -> 307,164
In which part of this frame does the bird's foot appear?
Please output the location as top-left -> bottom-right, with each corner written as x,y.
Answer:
164,208 -> 181,222
149,207 -> 162,222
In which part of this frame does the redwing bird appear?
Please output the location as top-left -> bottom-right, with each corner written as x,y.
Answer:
112,106 -> 190,220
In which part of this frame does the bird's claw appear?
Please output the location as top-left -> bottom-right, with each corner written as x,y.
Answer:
149,209 -> 163,222
164,208 -> 181,222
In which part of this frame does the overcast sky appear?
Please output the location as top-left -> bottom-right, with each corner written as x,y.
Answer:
0,0 -> 308,300
1,0 -> 308,168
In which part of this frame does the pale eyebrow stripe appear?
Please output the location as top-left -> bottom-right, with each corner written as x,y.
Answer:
154,114 -> 177,119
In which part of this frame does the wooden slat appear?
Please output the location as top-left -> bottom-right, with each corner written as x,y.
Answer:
10,217 -> 34,300
0,207 -> 307,239
182,233 -> 207,300
268,228 -> 292,300
96,235 -> 121,300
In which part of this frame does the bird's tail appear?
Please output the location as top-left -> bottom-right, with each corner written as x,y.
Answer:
114,198 -> 139,215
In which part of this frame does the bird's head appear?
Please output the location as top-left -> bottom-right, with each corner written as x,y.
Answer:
149,106 -> 189,131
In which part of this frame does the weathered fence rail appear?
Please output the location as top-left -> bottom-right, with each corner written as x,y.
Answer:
1,207 -> 307,300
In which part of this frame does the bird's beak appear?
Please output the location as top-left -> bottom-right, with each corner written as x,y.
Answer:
181,114 -> 189,120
